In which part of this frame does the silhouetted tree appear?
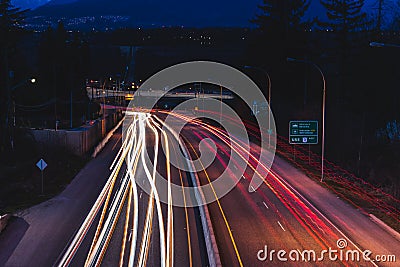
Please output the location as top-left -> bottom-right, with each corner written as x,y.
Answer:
250,0 -> 311,65
252,0 -> 310,33
0,0 -> 27,153
36,21 -> 90,128
389,0 -> 400,31
319,0 -> 368,54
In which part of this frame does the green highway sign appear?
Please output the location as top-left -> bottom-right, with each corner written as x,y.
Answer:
289,121 -> 318,145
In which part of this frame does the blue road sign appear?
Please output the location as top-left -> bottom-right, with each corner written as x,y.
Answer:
36,159 -> 48,171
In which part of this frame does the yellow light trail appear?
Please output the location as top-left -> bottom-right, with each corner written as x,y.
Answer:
184,139 -> 244,267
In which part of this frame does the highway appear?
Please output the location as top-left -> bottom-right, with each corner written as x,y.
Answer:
56,112 -> 207,267
0,114 -> 207,267
1,109 -> 399,266
161,110 -> 399,267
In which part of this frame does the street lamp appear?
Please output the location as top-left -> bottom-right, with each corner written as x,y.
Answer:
287,57 -> 327,182
243,65 -> 272,148
10,77 -> 36,92
8,77 -> 36,150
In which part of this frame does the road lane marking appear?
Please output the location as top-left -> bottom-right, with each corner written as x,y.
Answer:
184,139 -> 243,267
250,186 -> 256,192
269,168 -> 380,267
263,202 -> 269,209
128,230 -> 132,242
168,131 -> 193,267
119,182 -> 133,267
277,221 -> 286,231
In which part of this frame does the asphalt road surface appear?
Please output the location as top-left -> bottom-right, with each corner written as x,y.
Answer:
1,110 -> 399,267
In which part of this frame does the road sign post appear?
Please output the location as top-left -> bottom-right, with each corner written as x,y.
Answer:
289,121 -> 318,168
36,159 -> 48,194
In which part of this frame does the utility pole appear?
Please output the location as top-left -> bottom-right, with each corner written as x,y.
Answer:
377,0 -> 383,33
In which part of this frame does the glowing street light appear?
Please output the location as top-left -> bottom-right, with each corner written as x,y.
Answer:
8,77 -> 37,150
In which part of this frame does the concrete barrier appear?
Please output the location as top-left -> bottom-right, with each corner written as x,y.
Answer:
369,214 -> 400,241
154,116 -> 221,266
92,118 -> 124,158
181,143 -> 222,267
0,214 -> 11,234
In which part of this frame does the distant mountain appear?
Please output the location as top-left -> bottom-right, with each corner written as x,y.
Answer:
12,0 -> 50,10
27,0 -> 379,29
45,0 -> 78,5
30,0 -> 263,27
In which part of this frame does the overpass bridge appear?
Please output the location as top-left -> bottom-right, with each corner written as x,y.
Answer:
86,87 -> 234,101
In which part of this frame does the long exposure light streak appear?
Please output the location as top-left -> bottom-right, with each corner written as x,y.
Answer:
57,109 -> 393,267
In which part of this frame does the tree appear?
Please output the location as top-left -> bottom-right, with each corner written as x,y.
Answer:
319,0 -> 368,52
252,0 -> 310,32
0,0 -> 27,153
389,0 -> 400,31
377,0 -> 384,32
250,0 -> 311,62
37,21 -> 91,128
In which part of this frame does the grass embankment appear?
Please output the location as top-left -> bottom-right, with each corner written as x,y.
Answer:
276,144 -> 400,233
0,149 -> 88,214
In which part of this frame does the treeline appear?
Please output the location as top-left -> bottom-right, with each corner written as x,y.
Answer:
246,0 -> 400,196
0,0 -> 95,161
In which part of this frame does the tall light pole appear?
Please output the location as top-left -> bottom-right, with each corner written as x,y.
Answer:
244,66 -> 272,148
9,78 -> 36,150
287,57 -> 327,182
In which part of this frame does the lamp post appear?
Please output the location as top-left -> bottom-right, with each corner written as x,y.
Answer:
10,78 -> 36,92
287,57 -> 327,182
8,78 -> 36,150
244,66 -> 272,148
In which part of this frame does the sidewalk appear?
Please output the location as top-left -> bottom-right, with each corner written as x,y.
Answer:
0,128 -> 122,267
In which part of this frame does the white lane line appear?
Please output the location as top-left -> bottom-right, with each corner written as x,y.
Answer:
270,168 -> 379,267
128,230 -> 133,242
250,186 -> 256,192
262,202 -> 269,209
277,221 -> 286,232
139,192 -> 142,199
242,175 -> 246,180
